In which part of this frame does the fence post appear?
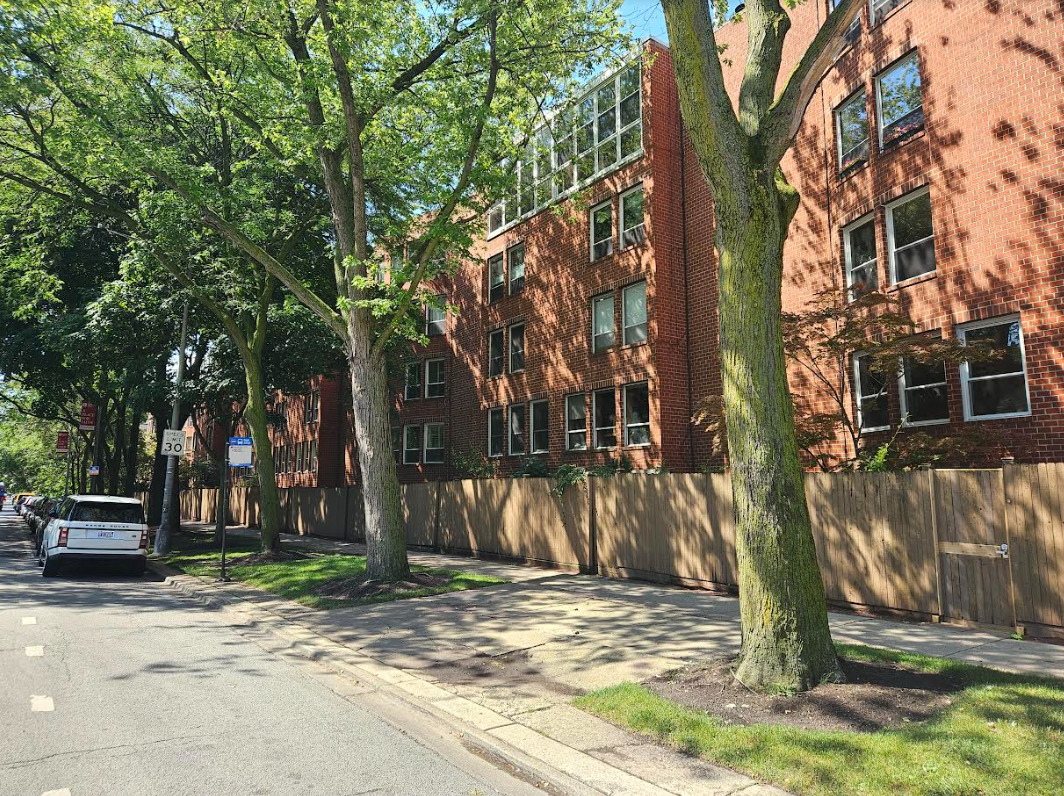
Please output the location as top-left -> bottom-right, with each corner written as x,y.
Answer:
431,482 -> 443,552
1001,458 -> 1020,634
587,476 -> 598,575
926,467 -> 944,622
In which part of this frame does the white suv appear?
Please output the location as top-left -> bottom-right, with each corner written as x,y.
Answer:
40,495 -> 149,577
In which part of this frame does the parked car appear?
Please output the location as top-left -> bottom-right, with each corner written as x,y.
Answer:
14,493 -> 34,513
26,497 -> 50,534
31,497 -> 60,556
40,495 -> 148,577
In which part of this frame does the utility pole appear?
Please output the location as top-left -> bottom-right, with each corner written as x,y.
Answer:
154,302 -> 189,556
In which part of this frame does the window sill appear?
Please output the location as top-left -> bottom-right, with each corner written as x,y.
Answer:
624,443 -> 651,450
837,159 -> 868,182
887,270 -> 937,292
870,0 -> 915,29
964,411 -> 1032,423
861,425 -> 891,434
530,450 -> 549,456
566,447 -> 588,454
879,126 -> 925,156
620,340 -> 648,352
901,418 -> 950,428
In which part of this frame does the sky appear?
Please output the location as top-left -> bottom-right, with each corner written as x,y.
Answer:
620,0 -> 743,41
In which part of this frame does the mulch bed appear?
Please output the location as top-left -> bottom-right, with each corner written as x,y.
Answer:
312,571 -> 450,601
648,656 -> 965,733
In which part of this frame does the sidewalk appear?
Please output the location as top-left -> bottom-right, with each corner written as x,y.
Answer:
158,524 -> 1064,795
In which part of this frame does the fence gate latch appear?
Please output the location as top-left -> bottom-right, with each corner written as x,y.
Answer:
996,543 -> 1010,559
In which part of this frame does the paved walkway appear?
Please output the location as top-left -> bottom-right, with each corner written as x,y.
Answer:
162,524 -> 1064,795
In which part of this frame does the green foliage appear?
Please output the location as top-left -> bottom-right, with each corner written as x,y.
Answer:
551,464 -> 588,497
0,401 -> 69,495
513,456 -> 552,478
453,448 -> 496,479
577,644 -> 1064,796
589,454 -> 635,477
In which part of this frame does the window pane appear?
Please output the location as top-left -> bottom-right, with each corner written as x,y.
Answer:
489,254 -> 504,302
969,375 -> 1029,417
489,330 -> 504,376
837,92 -> 868,170
508,244 -> 525,293
879,55 -> 922,128
623,282 -> 647,345
405,363 -> 421,399
593,294 -> 614,350
891,192 -> 935,281
625,384 -> 650,446
510,325 -> 525,372
847,219 -> 877,295
967,321 -> 1025,378
594,390 -> 617,448
488,409 -> 504,456
622,188 -> 644,231
904,358 -> 945,389
620,123 -> 642,159
532,401 -> 549,453
856,357 -> 889,429
905,384 -> 949,423
597,84 -> 616,140
509,405 -> 526,454
566,395 -> 586,450
620,65 -> 640,99
404,427 -> 420,464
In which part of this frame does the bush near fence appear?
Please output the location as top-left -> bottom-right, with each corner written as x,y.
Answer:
163,465 -> 1064,635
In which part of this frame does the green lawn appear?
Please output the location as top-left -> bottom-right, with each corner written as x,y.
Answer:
576,644 -> 1064,796
161,534 -> 506,609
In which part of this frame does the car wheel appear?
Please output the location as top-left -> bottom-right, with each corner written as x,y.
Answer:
41,553 -> 59,578
130,560 -> 147,577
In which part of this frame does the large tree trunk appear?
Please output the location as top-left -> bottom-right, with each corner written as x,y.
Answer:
346,320 -> 409,582
717,177 -> 841,692
242,356 -> 282,553
146,410 -> 168,524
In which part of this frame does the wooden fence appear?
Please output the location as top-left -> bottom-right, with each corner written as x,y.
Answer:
172,464 -> 1064,635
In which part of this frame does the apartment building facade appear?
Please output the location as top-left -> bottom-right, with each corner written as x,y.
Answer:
199,0 -> 1061,485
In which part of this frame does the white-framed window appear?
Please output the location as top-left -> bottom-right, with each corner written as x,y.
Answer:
593,388 -> 617,449
296,440 -> 306,472
876,51 -> 923,148
530,399 -> 549,454
508,242 -> 525,294
488,254 -> 505,303
592,293 -> 615,352
303,390 -> 320,423
486,60 -> 642,239
853,354 -> 890,431
887,187 -> 935,283
488,328 -> 505,377
404,362 -> 421,400
623,382 -> 650,447
591,200 -> 613,261
425,358 -> 445,398
843,214 -> 878,299
425,298 -> 446,336
620,185 -> 646,248
958,316 -> 1031,421
509,322 -> 525,373
899,355 -> 949,426
565,394 -> 587,451
487,407 -> 504,458
830,0 -> 862,44
391,426 -> 402,459
835,90 -> 868,173
622,281 -> 647,345
508,403 -> 526,456
403,425 -> 421,465
276,400 -> 288,431
309,440 -> 318,472
870,0 -> 906,24
423,423 -> 445,464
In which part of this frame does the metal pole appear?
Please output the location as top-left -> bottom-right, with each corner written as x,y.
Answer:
90,407 -> 103,495
155,302 -> 190,556
218,442 -> 231,583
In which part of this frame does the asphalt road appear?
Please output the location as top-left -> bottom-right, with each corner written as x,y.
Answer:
0,509 -> 540,796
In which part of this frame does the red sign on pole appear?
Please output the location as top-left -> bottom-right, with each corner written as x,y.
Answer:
56,431 -> 70,454
79,402 -> 97,431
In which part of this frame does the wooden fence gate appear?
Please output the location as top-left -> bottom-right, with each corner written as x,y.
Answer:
933,469 -> 1015,628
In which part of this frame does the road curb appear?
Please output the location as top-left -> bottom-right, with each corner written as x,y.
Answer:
145,559 -> 677,795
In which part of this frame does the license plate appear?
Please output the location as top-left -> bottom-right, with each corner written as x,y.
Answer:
94,531 -> 115,539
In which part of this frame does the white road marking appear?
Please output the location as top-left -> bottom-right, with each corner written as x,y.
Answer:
26,645 -> 44,657
42,790 -> 72,796
22,616 -> 37,625
30,695 -> 54,712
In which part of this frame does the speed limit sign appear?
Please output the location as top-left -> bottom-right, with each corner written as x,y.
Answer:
161,429 -> 186,457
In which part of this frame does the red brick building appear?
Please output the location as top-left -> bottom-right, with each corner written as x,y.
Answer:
210,0 -> 1064,484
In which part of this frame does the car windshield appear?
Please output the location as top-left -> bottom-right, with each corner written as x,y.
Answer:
71,503 -> 145,524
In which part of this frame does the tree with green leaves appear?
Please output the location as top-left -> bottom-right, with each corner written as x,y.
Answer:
0,0 -> 628,581
659,0 -> 864,690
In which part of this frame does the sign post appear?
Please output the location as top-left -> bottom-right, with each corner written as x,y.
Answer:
219,437 -> 253,583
